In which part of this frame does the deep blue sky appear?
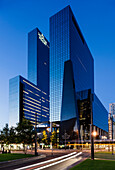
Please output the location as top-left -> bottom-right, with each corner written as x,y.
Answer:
0,0 -> 115,129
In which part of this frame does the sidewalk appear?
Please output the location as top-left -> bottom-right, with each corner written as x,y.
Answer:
0,150 -> 87,169
0,154 -> 46,169
0,150 -> 74,169
95,157 -> 115,161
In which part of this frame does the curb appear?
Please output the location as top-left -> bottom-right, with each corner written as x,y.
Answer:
95,157 -> 115,161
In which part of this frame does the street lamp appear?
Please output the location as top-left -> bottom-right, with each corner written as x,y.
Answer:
62,130 -> 70,150
92,131 -> 97,137
35,112 -> 38,156
90,91 -> 95,160
91,130 -> 97,160
112,114 -> 114,155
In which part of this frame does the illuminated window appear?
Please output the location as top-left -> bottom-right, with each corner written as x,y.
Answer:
23,80 -> 41,91
23,101 -> 41,110
23,97 -> 41,107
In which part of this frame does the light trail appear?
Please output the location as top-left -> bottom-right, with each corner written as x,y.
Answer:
15,152 -> 77,170
35,152 -> 82,170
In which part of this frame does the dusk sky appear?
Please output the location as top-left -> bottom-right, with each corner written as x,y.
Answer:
0,0 -> 115,129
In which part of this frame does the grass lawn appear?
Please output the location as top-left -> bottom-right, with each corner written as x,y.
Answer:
95,151 -> 115,160
71,159 -> 115,170
0,153 -> 35,162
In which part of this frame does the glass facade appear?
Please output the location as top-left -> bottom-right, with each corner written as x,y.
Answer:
61,60 -> 77,121
9,6 -> 108,137
9,76 -> 49,127
28,28 -> 49,94
77,89 -> 91,140
9,76 -> 20,127
77,90 -> 108,139
50,7 -> 70,122
93,94 -> 108,132
70,9 -> 94,93
9,28 -> 49,127
50,6 -> 94,122
50,5 -> 108,136
28,29 -> 38,86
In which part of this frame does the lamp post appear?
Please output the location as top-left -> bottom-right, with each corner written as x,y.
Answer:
50,122 -> 53,156
35,112 -> 38,156
81,125 -> 83,151
91,130 -> 97,160
62,130 -> 70,150
90,91 -> 94,160
90,91 -> 97,160
91,126 -> 94,160
112,114 -> 114,155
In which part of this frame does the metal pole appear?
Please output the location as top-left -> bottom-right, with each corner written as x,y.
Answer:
50,122 -> 53,156
77,129 -> 79,150
52,124 -> 53,156
65,130 -> 66,150
91,125 -> 94,160
90,92 -> 94,160
81,125 -> 83,151
35,112 -> 38,156
112,115 -> 114,155
75,132 -> 77,149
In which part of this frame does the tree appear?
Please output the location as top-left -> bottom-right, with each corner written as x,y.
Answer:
42,130 -> 48,145
50,130 -> 56,146
16,118 -> 34,153
0,124 -> 16,152
0,130 -> 4,151
2,124 -> 9,145
8,127 -> 16,152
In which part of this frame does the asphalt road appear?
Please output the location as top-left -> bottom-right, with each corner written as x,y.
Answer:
42,155 -> 83,170
0,151 -> 90,170
40,152 -> 90,170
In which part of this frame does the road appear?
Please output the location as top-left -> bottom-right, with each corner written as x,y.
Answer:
0,151 -> 90,170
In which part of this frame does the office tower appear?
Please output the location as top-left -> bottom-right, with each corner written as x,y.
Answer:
109,103 -> 115,139
9,76 -> 49,127
109,103 -> 115,121
9,28 -> 49,127
108,113 -> 112,139
28,28 -> 49,94
50,6 -> 94,123
50,6 -> 108,140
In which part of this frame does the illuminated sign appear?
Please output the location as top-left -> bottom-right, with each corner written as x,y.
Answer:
38,32 -> 47,46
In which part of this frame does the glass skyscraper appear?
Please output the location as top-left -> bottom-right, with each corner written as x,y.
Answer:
9,6 -> 108,140
9,76 -> 49,127
9,28 -> 49,127
28,28 -> 49,94
50,6 -> 108,139
50,6 -> 94,122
